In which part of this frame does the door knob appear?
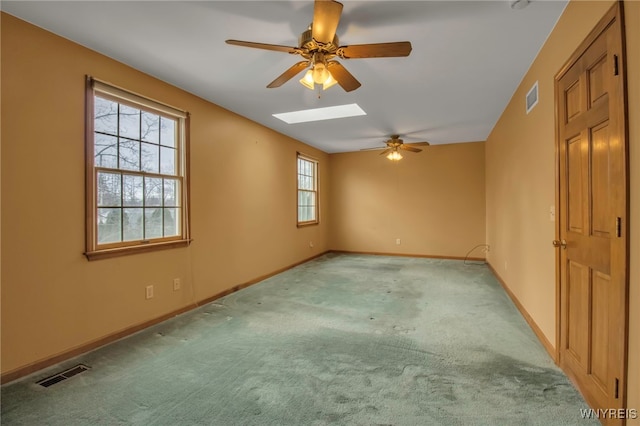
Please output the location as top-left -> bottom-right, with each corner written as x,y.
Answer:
552,239 -> 567,249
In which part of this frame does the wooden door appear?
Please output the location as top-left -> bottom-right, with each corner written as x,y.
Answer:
555,3 -> 628,423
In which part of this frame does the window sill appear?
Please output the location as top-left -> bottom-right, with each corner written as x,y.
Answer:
85,239 -> 192,261
297,221 -> 319,228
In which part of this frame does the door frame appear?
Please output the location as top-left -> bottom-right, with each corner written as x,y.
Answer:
554,0 -> 629,413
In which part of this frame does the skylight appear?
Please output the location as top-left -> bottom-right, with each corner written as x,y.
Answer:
272,103 -> 366,124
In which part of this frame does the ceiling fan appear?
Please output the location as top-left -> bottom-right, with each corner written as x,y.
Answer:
225,0 -> 412,92
362,135 -> 430,161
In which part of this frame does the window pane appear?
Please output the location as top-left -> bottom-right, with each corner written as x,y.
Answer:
141,111 -> 160,144
305,207 -> 315,221
145,177 -> 163,207
94,97 -> 118,135
119,104 -> 140,140
95,134 -> 118,169
141,142 -> 159,173
97,172 -> 121,207
160,146 -> 176,175
299,176 -> 310,191
160,117 -> 176,147
97,208 -> 121,244
119,138 -> 140,171
298,175 -> 311,190
164,208 -> 180,237
164,179 -> 179,206
144,208 -> 163,239
301,191 -> 316,207
123,208 -> 143,241
123,174 -> 143,206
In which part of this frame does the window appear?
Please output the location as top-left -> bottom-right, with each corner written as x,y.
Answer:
85,77 -> 190,260
297,153 -> 318,226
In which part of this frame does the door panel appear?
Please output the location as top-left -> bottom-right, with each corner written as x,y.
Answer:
566,81 -> 582,122
589,55 -> 608,106
591,122 -> 611,237
591,270 -> 610,390
566,260 -> 589,364
567,135 -> 585,233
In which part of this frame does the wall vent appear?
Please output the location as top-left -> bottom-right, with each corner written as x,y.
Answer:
526,81 -> 539,114
36,364 -> 90,388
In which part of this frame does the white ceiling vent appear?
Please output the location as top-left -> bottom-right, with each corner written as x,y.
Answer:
526,81 -> 539,114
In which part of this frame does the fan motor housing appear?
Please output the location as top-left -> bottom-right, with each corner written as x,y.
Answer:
299,27 -> 339,54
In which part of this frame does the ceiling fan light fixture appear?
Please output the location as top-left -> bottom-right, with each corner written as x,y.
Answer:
300,63 -> 337,90
322,73 -> 338,90
299,70 -> 315,90
387,150 -> 403,161
312,62 -> 330,84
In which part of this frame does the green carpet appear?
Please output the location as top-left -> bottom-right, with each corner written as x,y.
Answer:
1,253 -> 597,425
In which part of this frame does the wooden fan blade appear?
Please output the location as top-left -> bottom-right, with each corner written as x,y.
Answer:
339,42 -> 412,59
379,148 -> 393,156
400,145 -> 422,153
267,61 -> 310,88
312,0 -> 343,44
360,146 -> 386,151
407,141 -> 430,146
326,61 -> 361,92
226,39 -> 299,54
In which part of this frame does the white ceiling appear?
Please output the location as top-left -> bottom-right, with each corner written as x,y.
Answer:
2,1 -> 567,153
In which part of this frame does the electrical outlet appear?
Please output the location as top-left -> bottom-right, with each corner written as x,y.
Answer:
173,278 -> 181,291
396,238 -> 401,245
309,241 -> 314,248
549,205 -> 556,222
145,285 -> 154,299
504,261 -> 508,271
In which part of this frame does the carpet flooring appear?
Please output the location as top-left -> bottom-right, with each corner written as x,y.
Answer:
1,253 -> 597,425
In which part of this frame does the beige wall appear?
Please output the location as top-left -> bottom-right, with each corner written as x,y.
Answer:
0,13 -> 329,375
329,142 -> 486,258
485,0 -> 639,418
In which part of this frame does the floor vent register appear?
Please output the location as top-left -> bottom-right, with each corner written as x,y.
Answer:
36,364 -> 91,388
